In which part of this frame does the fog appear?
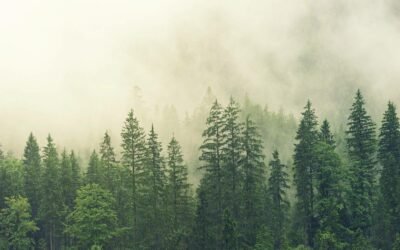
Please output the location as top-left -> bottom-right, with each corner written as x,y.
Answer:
1,0 -> 400,156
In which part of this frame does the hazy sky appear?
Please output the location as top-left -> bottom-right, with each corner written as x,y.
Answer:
1,0 -> 400,154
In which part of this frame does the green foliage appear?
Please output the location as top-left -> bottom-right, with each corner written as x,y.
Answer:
241,116 -> 266,247
66,184 -> 121,249
378,102 -> 400,248
254,226 -> 273,250
0,196 -> 38,249
166,136 -> 193,248
346,90 -> 377,235
293,100 -> 319,247
222,209 -> 238,250
23,133 -> 41,218
269,150 -> 290,250
120,109 -> 146,247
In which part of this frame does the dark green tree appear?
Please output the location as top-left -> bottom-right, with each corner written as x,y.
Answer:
268,150 -> 290,250
221,97 -> 243,221
40,135 -> 62,250
100,131 -> 117,192
222,209 -> 238,250
314,139 -> 346,248
198,100 -> 225,248
293,100 -> 319,247
346,90 -> 376,236
22,133 -> 41,219
377,101 -> 400,248
141,125 -> 166,249
241,116 -> 266,247
121,109 -> 146,246
191,187 -> 211,250
166,136 -> 193,248
85,150 -> 103,185
69,151 -> 81,202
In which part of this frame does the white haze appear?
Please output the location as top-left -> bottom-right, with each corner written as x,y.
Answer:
1,0 -> 400,156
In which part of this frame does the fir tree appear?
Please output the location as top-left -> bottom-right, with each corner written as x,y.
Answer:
166,136 -> 193,248
86,150 -> 103,185
378,101 -> 400,247
60,150 -> 74,209
241,116 -> 266,247
40,135 -> 62,250
314,133 -> 346,247
120,109 -> 146,246
222,209 -> 238,250
198,100 -> 225,248
191,187 -> 211,250
100,131 -> 117,192
69,151 -> 81,202
346,90 -> 376,235
268,150 -> 290,250
142,125 -> 166,249
221,97 -> 243,220
293,100 -> 319,247
22,133 -> 41,219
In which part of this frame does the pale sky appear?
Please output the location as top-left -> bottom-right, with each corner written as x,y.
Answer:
1,0 -> 400,154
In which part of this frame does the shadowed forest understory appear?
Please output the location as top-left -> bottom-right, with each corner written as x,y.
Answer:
1,89 -> 400,250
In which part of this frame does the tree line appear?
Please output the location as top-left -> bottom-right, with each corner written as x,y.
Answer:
0,90 -> 400,249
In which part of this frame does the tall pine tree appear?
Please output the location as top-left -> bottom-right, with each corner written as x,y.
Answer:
166,136 -> 193,248
142,125 -> 166,249
346,90 -> 376,236
40,135 -> 62,250
241,116 -> 266,247
121,109 -> 146,247
268,150 -> 290,250
198,100 -> 225,249
378,102 -> 400,247
293,100 -> 319,247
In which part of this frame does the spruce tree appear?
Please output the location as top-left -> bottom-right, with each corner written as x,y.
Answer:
378,101 -> 400,246
268,150 -> 290,250
100,131 -> 117,192
346,90 -> 376,236
293,100 -> 319,247
314,121 -> 346,247
86,150 -> 103,185
22,133 -> 41,219
60,150 -> 74,209
198,100 -> 225,248
142,125 -> 166,249
241,116 -> 266,247
69,151 -> 81,202
222,209 -> 238,250
121,109 -> 146,246
40,135 -> 62,250
166,136 -> 193,247
221,97 -> 243,221
191,187 -> 211,250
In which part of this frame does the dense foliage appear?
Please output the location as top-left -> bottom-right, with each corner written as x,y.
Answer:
0,89 -> 399,249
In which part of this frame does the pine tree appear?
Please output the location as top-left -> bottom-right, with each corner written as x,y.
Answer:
100,131 -> 117,192
346,90 -> 376,236
222,209 -> 238,250
198,100 -> 225,248
314,121 -> 346,247
221,97 -> 243,221
166,136 -> 193,248
293,100 -> 319,247
191,187 -> 211,250
40,135 -> 62,250
69,151 -> 81,202
60,150 -> 74,209
142,125 -> 166,249
121,109 -> 146,246
22,133 -> 41,219
86,150 -> 103,185
241,116 -> 266,247
378,102 -> 400,247
268,150 -> 290,250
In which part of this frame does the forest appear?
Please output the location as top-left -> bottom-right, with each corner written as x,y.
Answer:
0,89 -> 399,250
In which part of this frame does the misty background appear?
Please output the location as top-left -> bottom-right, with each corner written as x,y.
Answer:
1,0 -> 400,166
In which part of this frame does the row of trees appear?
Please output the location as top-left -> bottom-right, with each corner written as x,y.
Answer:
0,90 -> 400,249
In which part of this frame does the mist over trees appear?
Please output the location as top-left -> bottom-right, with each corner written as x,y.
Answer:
1,89 -> 400,249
